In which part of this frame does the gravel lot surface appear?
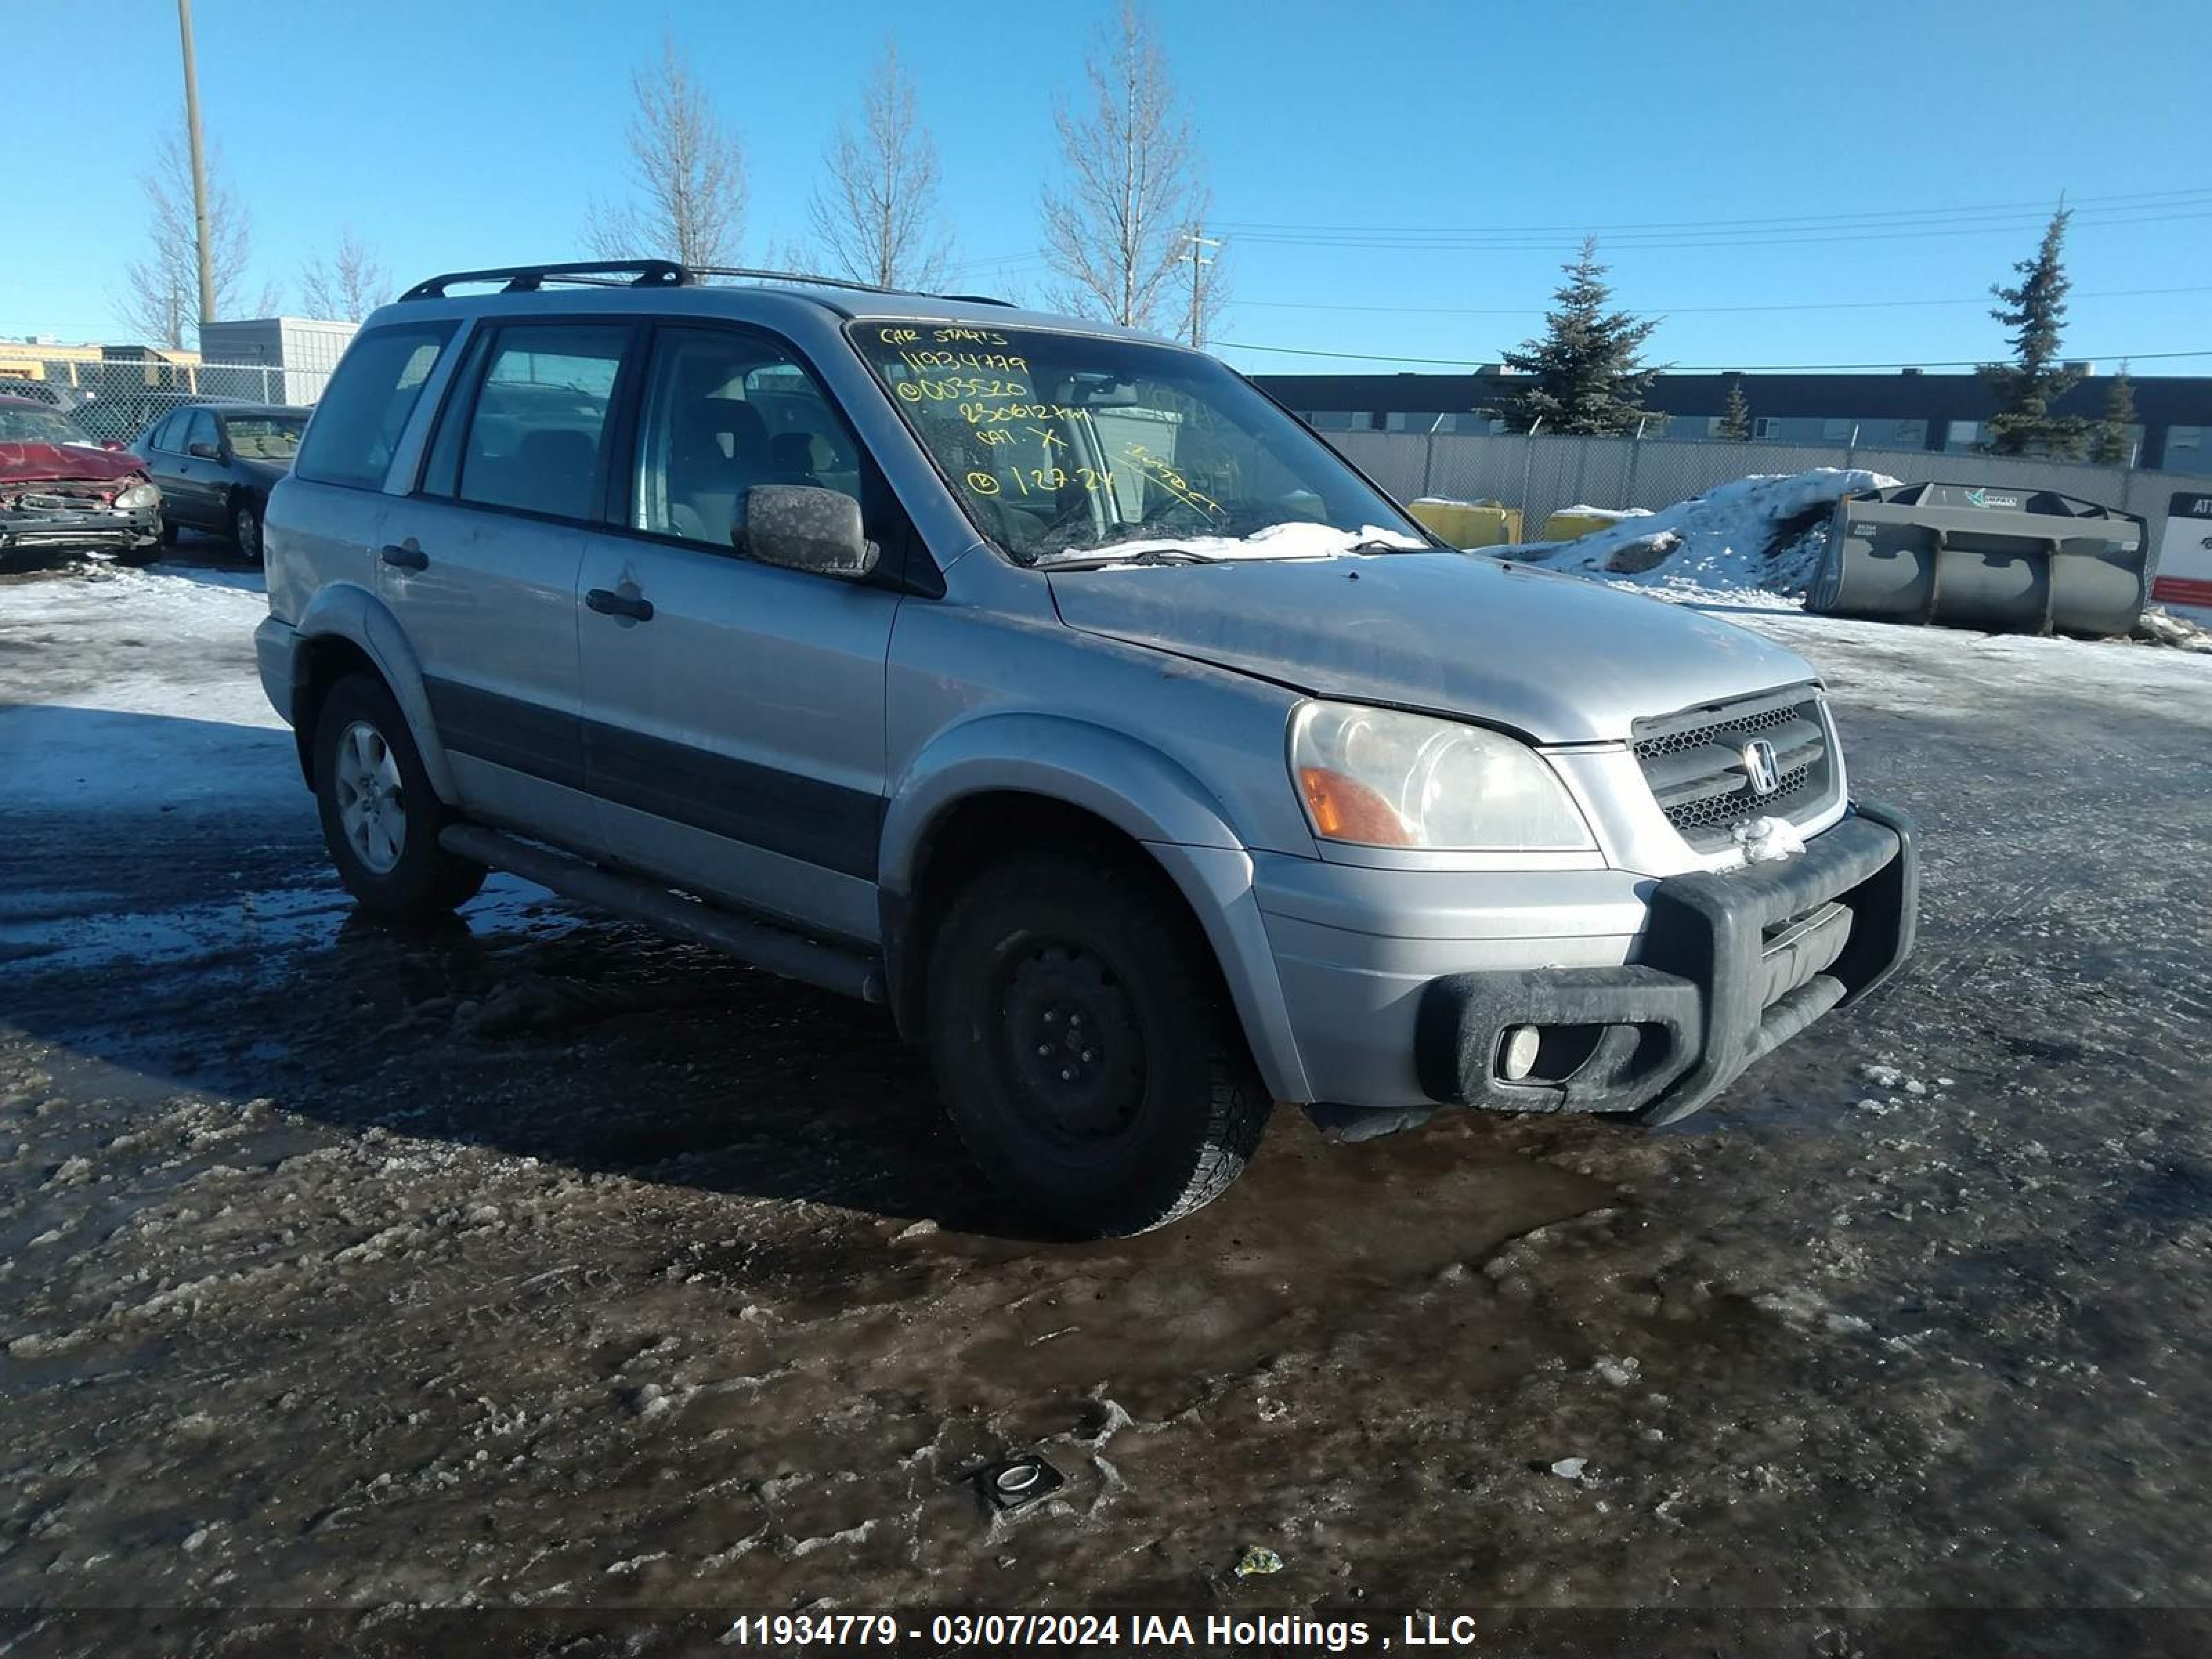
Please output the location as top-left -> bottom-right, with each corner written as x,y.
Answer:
4,556 -> 2210,1653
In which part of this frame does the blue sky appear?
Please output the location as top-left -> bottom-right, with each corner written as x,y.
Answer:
8,0 -> 2209,378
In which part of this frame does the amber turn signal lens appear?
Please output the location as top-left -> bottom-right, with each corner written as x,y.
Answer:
1297,766 -> 1412,845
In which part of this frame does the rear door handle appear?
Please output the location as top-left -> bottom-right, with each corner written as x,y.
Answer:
379,543 -> 428,572
585,588 -> 654,622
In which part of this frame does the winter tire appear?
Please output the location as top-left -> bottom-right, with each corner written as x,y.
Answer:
925,850 -> 1273,1236
312,673 -> 485,922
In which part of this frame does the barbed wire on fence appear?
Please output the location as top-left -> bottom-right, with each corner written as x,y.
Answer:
0,355 -> 334,443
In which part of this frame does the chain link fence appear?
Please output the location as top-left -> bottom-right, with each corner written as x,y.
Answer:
1326,427 -> 2211,560
0,355 -> 333,444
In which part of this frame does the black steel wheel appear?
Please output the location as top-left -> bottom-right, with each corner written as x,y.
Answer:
925,850 -> 1272,1235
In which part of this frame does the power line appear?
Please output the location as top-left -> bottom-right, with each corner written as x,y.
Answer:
1216,206 -> 2212,254
1213,184 -> 2212,238
1228,283 -> 2212,318
1215,341 -> 2212,372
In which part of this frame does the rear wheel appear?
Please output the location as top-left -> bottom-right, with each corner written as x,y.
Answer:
925,851 -> 1273,1236
312,673 -> 484,921
231,496 -> 263,563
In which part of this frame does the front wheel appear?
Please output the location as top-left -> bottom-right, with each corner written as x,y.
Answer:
925,851 -> 1273,1236
312,673 -> 485,922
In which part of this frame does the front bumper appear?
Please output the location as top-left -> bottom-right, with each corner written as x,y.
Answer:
0,503 -> 160,554
1416,803 -> 1918,1123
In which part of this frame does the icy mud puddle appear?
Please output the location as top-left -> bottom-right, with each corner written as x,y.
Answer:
5,559 -> 2212,1621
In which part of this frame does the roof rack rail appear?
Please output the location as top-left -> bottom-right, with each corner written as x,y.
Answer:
397,259 -> 1011,308
685,266 -> 1013,307
397,261 -> 688,301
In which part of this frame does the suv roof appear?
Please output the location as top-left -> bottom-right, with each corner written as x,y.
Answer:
385,259 -> 1163,343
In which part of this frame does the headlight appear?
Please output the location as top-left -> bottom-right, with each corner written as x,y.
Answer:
115,482 -> 160,511
1289,700 -> 1595,851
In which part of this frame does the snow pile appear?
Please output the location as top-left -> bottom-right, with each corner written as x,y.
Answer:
1517,469 -> 1898,604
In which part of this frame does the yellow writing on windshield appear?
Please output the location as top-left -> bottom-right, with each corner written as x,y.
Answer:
894,375 -> 1031,404
1121,442 -> 1224,518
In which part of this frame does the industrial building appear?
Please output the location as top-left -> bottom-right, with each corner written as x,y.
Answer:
1255,368 -> 2212,472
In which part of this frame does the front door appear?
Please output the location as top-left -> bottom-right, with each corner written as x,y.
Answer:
172,408 -> 227,527
376,318 -> 639,859
575,322 -> 903,945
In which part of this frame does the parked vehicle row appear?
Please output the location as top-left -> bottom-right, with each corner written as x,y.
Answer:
129,402 -> 311,561
0,395 -> 162,563
254,260 -> 1920,1236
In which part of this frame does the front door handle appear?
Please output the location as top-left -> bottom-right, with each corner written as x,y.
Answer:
585,587 -> 654,622
379,542 -> 428,572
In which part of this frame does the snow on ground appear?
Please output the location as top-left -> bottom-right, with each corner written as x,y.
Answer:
0,561 -> 290,809
1503,468 -> 1897,606
1708,597 -> 2212,731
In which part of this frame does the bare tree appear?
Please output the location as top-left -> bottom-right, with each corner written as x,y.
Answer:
120,121 -> 258,347
1040,1 -> 1221,336
807,45 -> 953,290
583,35 -> 747,268
299,229 -> 391,321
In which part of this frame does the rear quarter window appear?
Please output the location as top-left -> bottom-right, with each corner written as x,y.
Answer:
294,322 -> 456,491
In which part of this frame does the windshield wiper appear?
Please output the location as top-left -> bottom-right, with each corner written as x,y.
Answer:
1030,546 -> 1224,572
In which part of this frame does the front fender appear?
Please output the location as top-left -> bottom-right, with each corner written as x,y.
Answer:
292,581 -> 459,803
880,713 -> 1313,1102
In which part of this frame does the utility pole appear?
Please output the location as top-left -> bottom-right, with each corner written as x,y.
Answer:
176,0 -> 216,332
1180,227 -> 1219,348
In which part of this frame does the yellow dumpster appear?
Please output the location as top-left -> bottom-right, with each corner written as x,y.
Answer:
1407,497 -> 1525,548
1541,507 -> 1631,542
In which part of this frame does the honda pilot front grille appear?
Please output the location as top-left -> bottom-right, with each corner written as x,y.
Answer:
1631,686 -> 1836,852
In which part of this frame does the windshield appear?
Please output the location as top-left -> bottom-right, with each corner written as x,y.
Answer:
225,415 -> 308,460
850,322 -> 1425,565
0,406 -> 82,445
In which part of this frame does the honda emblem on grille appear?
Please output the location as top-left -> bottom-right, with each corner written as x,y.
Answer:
1741,738 -> 1782,796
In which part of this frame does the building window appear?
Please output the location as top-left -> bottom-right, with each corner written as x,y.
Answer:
2169,426 -> 2205,453
1895,420 -> 1927,446
1754,416 -> 1781,439
1948,420 -> 1981,449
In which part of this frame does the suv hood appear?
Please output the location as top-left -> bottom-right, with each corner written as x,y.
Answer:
1048,551 -> 1817,744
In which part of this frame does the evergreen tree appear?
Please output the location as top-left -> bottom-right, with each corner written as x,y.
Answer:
1718,379 -> 1752,441
1979,207 -> 2091,458
2089,361 -> 2137,466
1489,237 -> 1662,435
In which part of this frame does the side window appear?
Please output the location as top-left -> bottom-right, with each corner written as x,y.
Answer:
454,326 -> 628,521
147,411 -> 180,451
293,322 -> 455,491
632,329 -> 865,552
185,410 -> 219,454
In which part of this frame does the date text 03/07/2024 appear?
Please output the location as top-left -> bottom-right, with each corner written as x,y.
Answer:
719,1611 -> 1485,1649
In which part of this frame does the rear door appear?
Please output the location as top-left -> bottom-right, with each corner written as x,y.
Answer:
574,321 -> 903,944
136,411 -> 187,514
374,318 -> 639,859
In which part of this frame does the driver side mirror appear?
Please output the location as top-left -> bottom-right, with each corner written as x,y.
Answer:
741,485 -> 877,581
187,440 -> 223,461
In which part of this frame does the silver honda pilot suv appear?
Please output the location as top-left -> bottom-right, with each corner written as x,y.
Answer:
257,261 -> 1918,1236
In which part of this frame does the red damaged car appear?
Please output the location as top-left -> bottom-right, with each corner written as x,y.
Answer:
0,394 -> 163,563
